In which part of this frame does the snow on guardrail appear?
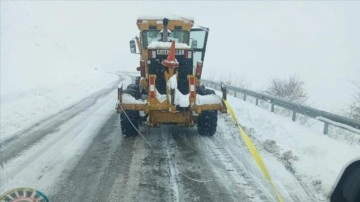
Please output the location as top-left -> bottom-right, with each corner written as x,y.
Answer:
202,79 -> 360,135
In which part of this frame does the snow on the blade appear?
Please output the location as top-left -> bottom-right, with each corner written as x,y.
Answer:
196,94 -> 222,105
148,41 -> 190,49
121,94 -> 146,104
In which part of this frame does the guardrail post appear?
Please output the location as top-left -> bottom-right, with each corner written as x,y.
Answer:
243,94 -> 247,101
271,103 -> 275,112
323,122 -> 329,135
256,98 -> 258,106
292,111 -> 296,121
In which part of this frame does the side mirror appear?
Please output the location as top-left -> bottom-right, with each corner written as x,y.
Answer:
191,39 -> 198,49
331,159 -> 360,202
130,40 -> 136,54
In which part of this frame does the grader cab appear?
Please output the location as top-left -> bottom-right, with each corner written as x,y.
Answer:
116,17 -> 227,137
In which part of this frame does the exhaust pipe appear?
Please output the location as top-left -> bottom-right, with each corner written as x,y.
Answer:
162,18 -> 169,42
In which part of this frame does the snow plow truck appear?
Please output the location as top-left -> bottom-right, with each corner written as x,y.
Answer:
116,17 -> 227,137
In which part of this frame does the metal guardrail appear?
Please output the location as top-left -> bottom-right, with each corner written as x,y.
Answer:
202,79 -> 360,135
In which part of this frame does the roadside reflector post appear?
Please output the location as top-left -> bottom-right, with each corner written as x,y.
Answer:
234,91 -> 237,97
271,102 -> 275,112
324,122 -> 329,135
243,94 -> 247,101
292,111 -> 297,121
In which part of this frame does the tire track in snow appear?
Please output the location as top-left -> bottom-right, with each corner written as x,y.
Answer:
0,78 -> 122,164
201,136 -> 273,201
132,127 -> 177,202
0,86 -> 119,194
49,112 -> 122,201
163,132 -> 180,202
170,128 -> 222,202
214,113 -> 314,202
171,126 -> 267,202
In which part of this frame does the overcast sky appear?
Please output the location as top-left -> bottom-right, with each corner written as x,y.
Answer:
1,1 -> 359,113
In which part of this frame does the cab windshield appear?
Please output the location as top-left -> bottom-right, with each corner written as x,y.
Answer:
141,30 -> 190,48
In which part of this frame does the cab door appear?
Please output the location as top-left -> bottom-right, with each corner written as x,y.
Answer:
190,27 -> 209,68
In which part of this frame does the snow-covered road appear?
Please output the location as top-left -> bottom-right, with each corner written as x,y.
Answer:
0,78 -> 121,195
2,72 -> 357,202
1,98 -> 310,201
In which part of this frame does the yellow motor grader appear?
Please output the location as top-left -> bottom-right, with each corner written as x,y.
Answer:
116,17 -> 227,137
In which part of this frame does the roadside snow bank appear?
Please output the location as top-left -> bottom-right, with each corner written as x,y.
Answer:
0,70 -> 118,140
225,95 -> 360,200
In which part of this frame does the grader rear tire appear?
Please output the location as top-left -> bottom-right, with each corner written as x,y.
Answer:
120,89 -> 140,137
197,88 -> 218,136
197,110 -> 218,136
